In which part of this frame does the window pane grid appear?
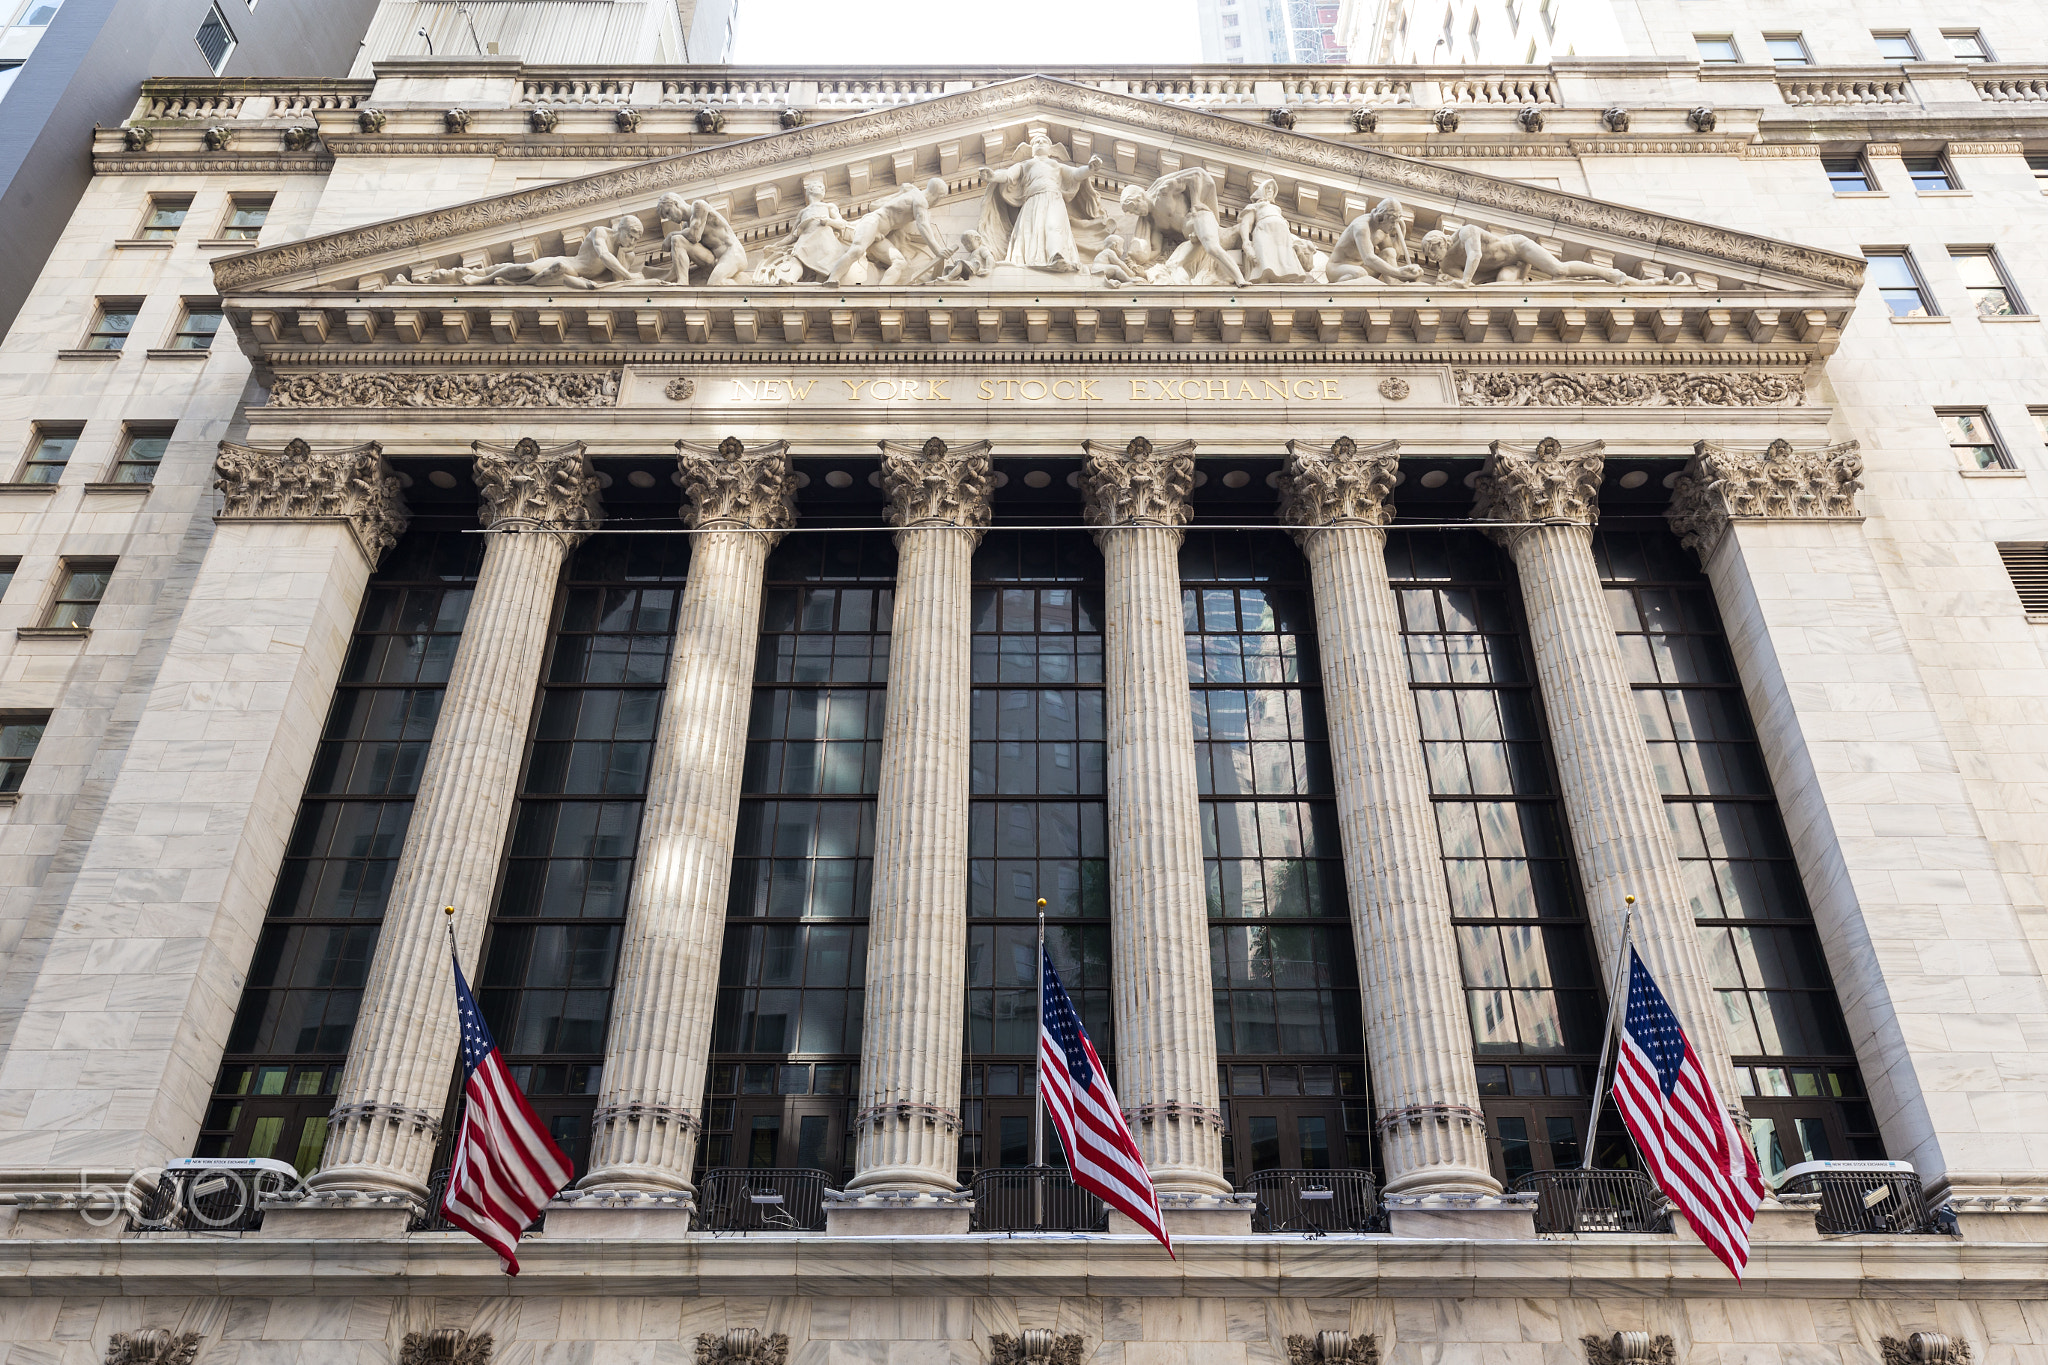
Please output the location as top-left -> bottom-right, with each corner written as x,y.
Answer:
0,718 -> 45,792
20,430 -> 76,484
113,430 -> 169,483
86,303 -> 136,350
173,307 -> 223,350
1823,157 -> 1873,192
1951,250 -> 2022,318
44,559 -> 114,627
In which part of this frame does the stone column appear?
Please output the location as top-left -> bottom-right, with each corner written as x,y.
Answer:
0,441 -> 405,1214
307,439 -> 600,1213
1280,438 -> 1503,1208
572,439 -> 795,1217
1473,437 -> 1737,1096
1081,438 -> 1236,1213
1671,440 -> 2048,1214
831,439 -> 992,1234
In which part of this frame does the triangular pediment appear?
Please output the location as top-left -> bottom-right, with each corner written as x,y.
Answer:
215,74 -> 1862,302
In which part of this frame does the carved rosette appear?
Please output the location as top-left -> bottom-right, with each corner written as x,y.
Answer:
214,437 -> 408,565
470,437 -> 603,538
399,1330 -> 492,1365
1279,436 -> 1400,540
1666,438 -> 1863,558
676,436 -> 798,539
105,1330 -> 201,1365
1081,437 -> 1197,535
1473,437 -> 1605,541
880,437 -> 995,537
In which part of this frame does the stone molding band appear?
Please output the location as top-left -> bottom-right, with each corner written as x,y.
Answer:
1375,1102 -> 1488,1133
852,1101 -> 962,1134
590,1102 -> 703,1134
1122,1101 -> 1229,1132
326,1099 -> 441,1133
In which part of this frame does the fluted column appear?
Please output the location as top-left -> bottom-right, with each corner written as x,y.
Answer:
580,438 -> 797,1193
1081,437 -> 1229,1195
849,438 -> 994,1193
1473,437 -> 1737,1096
313,438 -> 600,1197
1280,438 -> 1499,1196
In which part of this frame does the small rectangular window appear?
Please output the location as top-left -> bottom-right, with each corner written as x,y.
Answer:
44,558 -> 115,628
1995,543 -> 2048,614
138,197 -> 191,240
1938,409 -> 2010,470
0,558 -> 18,601
0,716 -> 46,794
1765,34 -> 1811,65
84,299 -> 139,350
2031,155 -> 2048,189
18,426 -> 79,484
170,303 -> 222,350
1904,154 -> 1955,192
1864,251 -> 1936,317
1950,250 -> 2025,318
1695,35 -> 1740,63
1944,30 -> 1991,61
220,196 -> 271,240
2034,409 -> 2048,449
112,426 -> 171,484
1872,31 -> 1919,61
1824,155 -> 1874,192
195,3 -> 236,74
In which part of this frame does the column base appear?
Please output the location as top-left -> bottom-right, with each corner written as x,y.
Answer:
1107,1191 -> 1257,1237
1384,1193 -> 1537,1239
823,1189 -> 972,1235
545,1189 -> 695,1237
255,1190 -> 417,1238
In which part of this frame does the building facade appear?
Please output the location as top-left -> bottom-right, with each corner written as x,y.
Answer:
0,32 -> 2046,1365
1197,0 -> 1350,66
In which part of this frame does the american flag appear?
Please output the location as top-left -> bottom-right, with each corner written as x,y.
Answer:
1612,949 -> 1765,1279
1039,949 -> 1172,1256
441,952 -> 573,1275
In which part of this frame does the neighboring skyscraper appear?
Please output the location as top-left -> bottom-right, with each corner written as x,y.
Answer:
353,0 -> 739,70
1197,0 -> 1349,64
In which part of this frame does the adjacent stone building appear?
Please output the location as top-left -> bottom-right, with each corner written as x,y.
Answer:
0,15 -> 2045,1365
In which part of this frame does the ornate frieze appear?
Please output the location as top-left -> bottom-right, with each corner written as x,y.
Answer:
1279,436 -> 1400,535
400,1330 -> 492,1365
1285,1332 -> 1380,1365
676,436 -> 798,533
214,438 -> 408,563
1582,1333 -> 1675,1365
1473,437 -> 1605,528
696,1331 -> 787,1365
880,437 -> 996,530
1081,437 -> 1197,528
269,370 -> 620,408
989,1333 -> 1086,1365
1880,1335 -> 1970,1365
105,1330 -> 201,1365
471,437 -> 603,531
1666,438 -> 1863,557
1455,371 -> 1806,407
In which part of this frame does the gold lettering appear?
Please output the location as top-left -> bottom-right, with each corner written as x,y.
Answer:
1261,379 -> 1287,401
1080,378 -> 1100,401
731,379 -> 759,401
979,379 -> 996,400
872,379 -> 897,401
1293,380 -> 1318,400
789,379 -> 818,401
1180,379 -> 1206,401
930,379 -> 951,401
760,380 -> 785,401
901,380 -> 923,401
1237,381 -> 1258,401
1131,379 -> 1149,400
1323,379 -> 1342,401
1052,379 -> 1076,401
1208,379 -> 1228,401
842,379 -> 869,400
1020,380 -> 1047,401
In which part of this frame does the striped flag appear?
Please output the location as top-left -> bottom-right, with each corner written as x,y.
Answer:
1039,949 -> 1172,1256
441,952 -> 572,1275
1612,949 -> 1765,1279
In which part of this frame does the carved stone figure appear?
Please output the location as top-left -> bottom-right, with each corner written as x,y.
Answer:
1432,107 -> 1460,132
1602,106 -> 1632,131
214,437 -> 408,562
529,107 -> 559,133
400,1329 -> 492,1365
1088,235 -> 1145,285
123,126 -> 154,151
471,437 -> 602,530
1326,203 -> 1422,284
444,108 -> 471,133
1517,105 -> 1546,132
615,107 -> 641,132
1118,166 -> 1245,287
1417,223 -> 1629,286
657,193 -> 747,286
1688,106 -> 1717,132
1237,177 -> 1314,284
203,126 -> 234,150
780,108 -> 806,128
988,1333 -> 1086,1365
1473,436 -> 1605,528
405,214 -> 646,290
757,174 -> 856,284
919,229 -> 994,284
1268,107 -> 1296,129
1580,1334 -> 1675,1365
696,106 -> 726,133
1349,107 -> 1379,133
282,125 -> 319,152
824,178 -> 951,286
1666,438 -> 1863,555
357,108 -> 386,133
977,132 -> 1109,271
105,1329 -> 201,1365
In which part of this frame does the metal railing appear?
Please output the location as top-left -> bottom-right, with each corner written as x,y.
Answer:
1779,1166 -> 1933,1235
1514,1169 -> 1672,1234
130,1163 -> 299,1233
1242,1168 -> 1384,1235
969,1166 -> 1108,1232
408,1168 -> 547,1234
695,1168 -> 830,1232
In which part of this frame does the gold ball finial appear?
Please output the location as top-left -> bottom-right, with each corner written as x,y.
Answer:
1037,898 -> 1048,908
444,904 -> 456,917
1624,895 -> 1636,905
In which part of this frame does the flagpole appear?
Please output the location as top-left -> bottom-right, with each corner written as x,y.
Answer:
1580,894 -> 1636,1171
1033,897 -> 1047,1228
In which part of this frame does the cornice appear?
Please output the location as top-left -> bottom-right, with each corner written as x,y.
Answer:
93,152 -> 334,175
209,75 -> 1866,295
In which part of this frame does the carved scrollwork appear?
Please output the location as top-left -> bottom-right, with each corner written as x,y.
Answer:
1581,1333 -> 1675,1365
214,438 -> 408,564
1474,436 -> 1605,529
1284,1331 -> 1379,1365
471,437 -> 602,533
880,437 -> 995,534
697,1330 -> 788,1365
1280,436 -> 1400,540
105,1329 -> 201,1365
1453,371 -> 1806,408
1081,437 -> 1196,530
269,371 -> 621,409
989,1333 -> 1087,1365
1667,438 -> 1863,557
1880,1334 -> 1970,1365
400,1329 -> 492,1365
676,436 -> 798,535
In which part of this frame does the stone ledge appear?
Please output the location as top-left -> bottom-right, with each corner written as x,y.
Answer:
15,627 -> 91,641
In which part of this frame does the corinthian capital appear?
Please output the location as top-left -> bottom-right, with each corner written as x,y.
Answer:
1081,437 -> 1197,530
676,436 -> 798,536
1279,436 -> 1401,541
214,437 -> 408,565
471,437 -> 602,534
1667,438 -> 1863,558
880,437 -> 995,534
1472,436 -> 1605,535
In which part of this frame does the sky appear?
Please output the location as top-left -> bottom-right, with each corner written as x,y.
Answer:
731,0 -> 1203,66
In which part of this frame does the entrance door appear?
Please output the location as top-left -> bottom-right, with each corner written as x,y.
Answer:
733,1096 -> 848,1177
1227,1100 -> 1344,1174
